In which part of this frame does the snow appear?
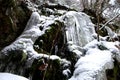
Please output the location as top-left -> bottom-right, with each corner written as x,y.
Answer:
99,41 -> 120,62
63,69 -> 71,77
0,11 -> 60,74
69,37 -> 120,80
99,41 -> 119,53
50,55 -> 61,60
109,0 -> 116,5
61,59 -> 71,68
69,48 -> 114,80
67,41 -> 83,57
84,40 -> 98,51
72,50 -> 82,57
0,73 -> 28,80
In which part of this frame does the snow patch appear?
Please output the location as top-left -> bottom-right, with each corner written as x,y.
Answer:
63,69 -> 71,77
99,41 -> 119,53
50,55 -> 61,60
69,48 -> 114,80
0,73 -> 28,80
109,0 -> 116,5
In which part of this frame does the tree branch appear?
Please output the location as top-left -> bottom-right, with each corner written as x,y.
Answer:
100,14 -> 120,30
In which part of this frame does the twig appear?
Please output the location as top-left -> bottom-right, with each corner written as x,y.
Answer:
100,14 -> 120,30
115,45 -> 120,50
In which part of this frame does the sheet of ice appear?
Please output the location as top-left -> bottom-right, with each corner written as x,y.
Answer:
69,48 -> 114,80
0,73 -> 28,80
64,11 -> 95,47
60,11 -> 96,59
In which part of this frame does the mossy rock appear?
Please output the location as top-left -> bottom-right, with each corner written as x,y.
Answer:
34,20 -> 64,55
31,57 -> 68,80
43,59 -> 68,80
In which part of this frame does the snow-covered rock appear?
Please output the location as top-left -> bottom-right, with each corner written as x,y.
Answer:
69,38 -> 120,80
0,11 -> 56,75
69,48 -> 114,80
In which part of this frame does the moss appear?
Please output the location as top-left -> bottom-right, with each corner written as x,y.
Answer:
43,59 -> 68,80
21,51 -> 27,62
0,49 -> 27,75
33,20 -> 67,80
34,20 -> 64,55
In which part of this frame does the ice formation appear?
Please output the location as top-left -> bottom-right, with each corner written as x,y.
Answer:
64,11 -> 95,47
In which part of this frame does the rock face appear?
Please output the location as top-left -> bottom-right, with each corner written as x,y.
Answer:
0,0 -> 31,50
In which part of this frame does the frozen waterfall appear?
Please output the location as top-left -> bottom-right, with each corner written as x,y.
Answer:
0,0 -> 120,80
62,11 -> 119,80
63,11 -> 95,47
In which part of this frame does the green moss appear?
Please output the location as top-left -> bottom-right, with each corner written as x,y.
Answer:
21,51 -> 27,62
33,20 -> 67,79
34,20 -> 64,54
43,59 -> 67,80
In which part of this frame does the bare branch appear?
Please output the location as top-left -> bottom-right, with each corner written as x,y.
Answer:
100,13 -> 120,30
